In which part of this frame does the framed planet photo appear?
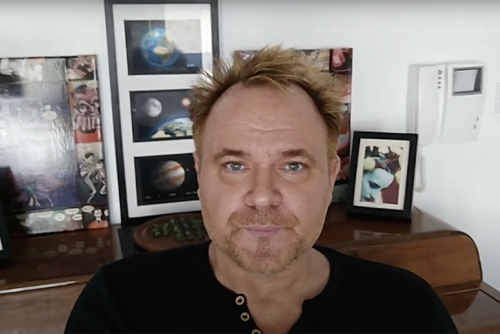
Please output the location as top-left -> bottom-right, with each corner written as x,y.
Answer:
135,153 -> 198,206
124,19 -> 203,75
105,0 -> 219,223
130,89 -> 192,142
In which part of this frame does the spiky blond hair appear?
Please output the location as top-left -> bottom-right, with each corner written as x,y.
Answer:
188,45 -> 344,162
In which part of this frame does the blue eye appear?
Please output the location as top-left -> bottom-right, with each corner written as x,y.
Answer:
285,163 -> 304,172
226,162 -> 244,172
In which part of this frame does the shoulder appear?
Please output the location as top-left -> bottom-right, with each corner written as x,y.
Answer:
65,242 -> 211,333
99,241 -> 210,290
317,246 -> 458,332
318,245 -> 434,295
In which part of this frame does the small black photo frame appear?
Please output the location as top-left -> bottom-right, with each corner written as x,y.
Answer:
345,131 -> 418,220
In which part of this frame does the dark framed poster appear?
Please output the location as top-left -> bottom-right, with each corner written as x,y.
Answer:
235,48 -> 354,203
104,0 -> 219,225
0,55 -> 109,236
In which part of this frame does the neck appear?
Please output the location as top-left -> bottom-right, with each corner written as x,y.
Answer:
209,243 -> 329,302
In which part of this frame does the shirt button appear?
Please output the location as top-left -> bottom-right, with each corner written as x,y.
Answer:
240,312 -> 250,322
252,329 -> 261,334
235,295 -> 245,305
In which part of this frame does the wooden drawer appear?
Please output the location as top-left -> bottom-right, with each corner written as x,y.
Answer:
337,232 -> 482,291
443,288 -> 500,334
0,283 -> 84,334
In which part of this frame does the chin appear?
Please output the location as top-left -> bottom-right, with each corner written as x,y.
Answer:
234,248 -> 299,276
222,232 -> 308,276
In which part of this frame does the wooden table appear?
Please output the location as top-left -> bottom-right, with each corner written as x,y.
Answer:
0,204 -> 499,333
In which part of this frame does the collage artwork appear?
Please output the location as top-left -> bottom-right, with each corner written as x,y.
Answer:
0,55 -> 109,236
236,48 -> 353,199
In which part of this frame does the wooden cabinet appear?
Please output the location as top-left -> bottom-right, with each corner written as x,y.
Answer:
0,283 -> 85,334
0,204 -> 499,333
441,287 -> 500,334
0,227 -> 117,334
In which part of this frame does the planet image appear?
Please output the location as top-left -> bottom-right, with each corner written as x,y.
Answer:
181,98 -> 191,108
144,98 -> 162,117
151,117 -> 193,139
141,28 -> 179,68
153,161 -> 186,192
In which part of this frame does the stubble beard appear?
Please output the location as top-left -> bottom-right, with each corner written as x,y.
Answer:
217,210 -> 308,277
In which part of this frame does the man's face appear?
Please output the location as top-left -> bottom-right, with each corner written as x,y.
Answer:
194,84 -> 339,276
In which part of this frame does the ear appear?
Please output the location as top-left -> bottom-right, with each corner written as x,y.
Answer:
193,151 -> 200,174
329,155 -> 341,190
193,151 -> 201,198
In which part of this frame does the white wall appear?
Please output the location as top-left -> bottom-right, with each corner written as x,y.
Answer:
1,0 -> 499,289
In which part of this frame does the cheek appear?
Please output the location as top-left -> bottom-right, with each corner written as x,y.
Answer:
283,181 -> 332,228
288,172 -> 332,201
198,173 -> 241,234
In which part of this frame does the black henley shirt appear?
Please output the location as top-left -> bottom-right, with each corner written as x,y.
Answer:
65,241 -> 458,333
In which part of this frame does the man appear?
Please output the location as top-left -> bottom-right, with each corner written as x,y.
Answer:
65,46 -> 458,334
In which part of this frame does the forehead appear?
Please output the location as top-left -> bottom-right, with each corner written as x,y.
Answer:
202,84 -> 328,157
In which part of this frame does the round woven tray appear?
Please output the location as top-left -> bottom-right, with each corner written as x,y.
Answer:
133,212 -> 209,252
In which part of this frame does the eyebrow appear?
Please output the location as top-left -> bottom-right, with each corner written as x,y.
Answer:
213,148 -> 248,163
281,149 -> 317,165
213,148 -> 316,165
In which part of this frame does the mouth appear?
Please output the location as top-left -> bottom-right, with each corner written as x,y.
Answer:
241,225 -> 283,237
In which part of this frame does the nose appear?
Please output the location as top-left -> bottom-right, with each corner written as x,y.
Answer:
244,166 -> 283,209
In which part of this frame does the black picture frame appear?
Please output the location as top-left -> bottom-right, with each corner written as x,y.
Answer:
345,131 -> 418,220
104,0 -> 219,226
0,168 -> 13,263
0,201 -> 12,263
